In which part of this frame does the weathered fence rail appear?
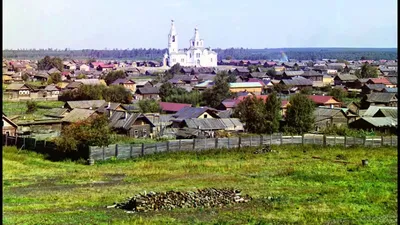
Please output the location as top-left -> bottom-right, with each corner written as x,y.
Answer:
88,134 -> 397,164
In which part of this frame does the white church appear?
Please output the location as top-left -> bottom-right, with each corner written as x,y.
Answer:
163,20 -> 218,68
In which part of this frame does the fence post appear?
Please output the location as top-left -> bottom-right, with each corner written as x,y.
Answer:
5,134 -> 7,146
102,146 -> 105,160
270,134 -> 272,146
344,136 -> 347,147
291,135 -> 294,145
363,136 -> 366,146
34,139 -> 37,149
166,141 -> 170,152
141,143 -> 144,156
179,139 -> 182,151
323,135 -> 326,147
302,134 -> 304,145
381,136 -> 384,146
228,138 -> 230,149
23,137 -> 26,149
260,135 -> 263,146
215,138 -> 218,148
280,133 -> 283,145
115,144 -> 118,157
130,144 -> 133,158
155,143 -> 158,153
313,135 -> 315,145
238,136 -> 242,149
390,136 -> 393,146
250,136 -> 252,146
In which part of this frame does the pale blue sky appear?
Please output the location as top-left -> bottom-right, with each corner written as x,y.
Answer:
3,0 -> 398,49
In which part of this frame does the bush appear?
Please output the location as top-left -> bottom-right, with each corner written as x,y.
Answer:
26,100 -> 38,113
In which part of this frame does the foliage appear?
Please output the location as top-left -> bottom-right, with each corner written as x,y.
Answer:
319,85 -> 332,92
104,70 -> 126,85
164,91 -> 203,106
55,114 -> 112,152
138,99 -> 161,113
273,83 -> 287,93
202,72 -> 233,108
264,92 -> 281,134
22,73 -> 30,81
320,125 -> 381,137
169,63 -> 182,75
284,94 -> 315,134
233,96 -> 267,133
59,84 -> 131,103
336,59 -> 350,65
355,63 -> 379,79
77,74 -> 87,79
159,82 -> 187,101
37,56 -> 63,71
328,88 -> 347,102
4,48 -> 397,60
300,87 -> 313,95
266,69 -> 276,77
103,85 -> 132,104
25,100 -> 38,114
47,73 -> 62,84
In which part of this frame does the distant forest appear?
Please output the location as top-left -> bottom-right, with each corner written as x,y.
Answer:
2,48 -> 397,61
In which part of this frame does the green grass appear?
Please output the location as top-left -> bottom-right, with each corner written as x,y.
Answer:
3,145 -> 397,224
2,100 -> 64,118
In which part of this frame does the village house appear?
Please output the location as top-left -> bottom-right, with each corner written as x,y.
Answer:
313,107 -> 357,132
308,95 -> 342,108
367,78 -> 396,88
96,102 -> 126,118
280,77 -> 313,91
135,87 -> 160,100
111,78 -> 136,93
44,84 -> 60,98
3,113 -> 18,136
361,84 -> 387,95
159,102 -> 192,114
64,100 -> 106,110
4,83 -> 32,100
349,117 -> 397,134
171,107 -> 220,128
229,82 -> 263,95
362,92 -> 398,108
333,74 -> 358,87
193,80 -> 214,92
79,64 -> 90,71
362,106 -> 397,118
108,111 -> 155,138
61,108 -> 98,126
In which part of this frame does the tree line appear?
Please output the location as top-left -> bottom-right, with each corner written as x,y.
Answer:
3,48 -> 397,60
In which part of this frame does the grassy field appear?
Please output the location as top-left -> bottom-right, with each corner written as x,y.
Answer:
3,145 -> 397,224
2,100 -> 64,118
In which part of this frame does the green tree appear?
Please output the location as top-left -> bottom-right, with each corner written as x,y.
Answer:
138,99 -> 161,113
77,74 -> 87,79
225,56 -> 232,60
328,88 -> 347,102
165,91 -> 203,106
202,72 -> 233,108
355,63 -> 379,79
284,94 -> 315,134
48,73 -> 62,84
103,85 -> 132,104
104,70 -> 126,85
37,56 -> 63,71
300,87 -> 313,95
169,63 -> 182,75
273,83 -> 288,93
265,92 -> 281,134
22,73 -> 30,81
26,100 -> 38,114
159,82 -> 187,101
233,96 -> 267,133
55,114 -> 112,153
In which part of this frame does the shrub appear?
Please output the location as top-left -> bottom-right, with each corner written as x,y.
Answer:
26,100 -> 38,113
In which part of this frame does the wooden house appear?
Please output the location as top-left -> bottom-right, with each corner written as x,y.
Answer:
108,111 -> 155,138
2,113 -> 18,136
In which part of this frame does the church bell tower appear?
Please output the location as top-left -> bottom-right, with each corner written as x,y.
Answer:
168,20 -> 178,54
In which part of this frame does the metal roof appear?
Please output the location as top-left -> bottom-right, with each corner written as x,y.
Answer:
65,100 -> 106,109
353,117 -> 397,127
183,118 -> 243,131
366,93 -> 397,103
229,82 -> 263,88
61,109 -> 96,123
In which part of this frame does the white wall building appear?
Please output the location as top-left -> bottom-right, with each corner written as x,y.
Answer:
163,20 -> 218,68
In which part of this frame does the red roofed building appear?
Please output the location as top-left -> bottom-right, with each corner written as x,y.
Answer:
97,64 -> 115,71
159,102 -> 192,114
308,95 -> 342,108
367,78 -> 396,88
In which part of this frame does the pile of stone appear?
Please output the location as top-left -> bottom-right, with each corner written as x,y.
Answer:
107,188 -> 251,212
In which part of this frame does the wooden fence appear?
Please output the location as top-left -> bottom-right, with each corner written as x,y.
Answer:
89,134 -> 398,164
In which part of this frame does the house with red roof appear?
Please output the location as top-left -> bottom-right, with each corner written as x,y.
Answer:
159,102 -> 192,114
97,64 -> 115,71
367,78 -> 396,88
308,95 -> 342,108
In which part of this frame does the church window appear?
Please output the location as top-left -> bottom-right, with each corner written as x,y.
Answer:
211,58 -> 213,62
172,36 -> 175,42
196,41 -> 199,46
181,58 -> 184,63
190,53 -> 192,58
196,53 -> 200,58
192,41 -> 195,46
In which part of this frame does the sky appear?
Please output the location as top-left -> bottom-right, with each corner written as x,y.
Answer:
3,0 -> 398,49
